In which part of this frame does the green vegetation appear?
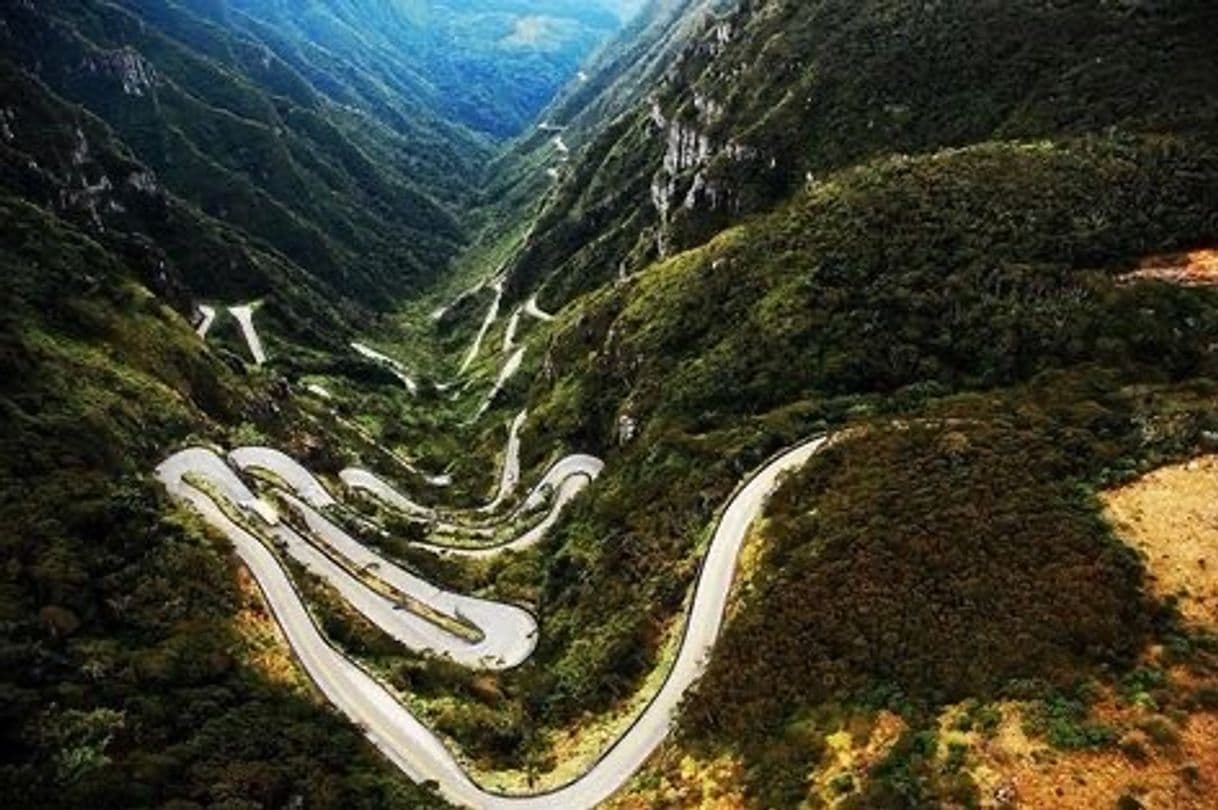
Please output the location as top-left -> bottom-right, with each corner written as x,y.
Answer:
498,134 -> 1218,747
0,0 -> 478,314
224,0 -> 630,139
4,0 -> 1218,806
0,196 -> 447,806
507,0 -> 1218,308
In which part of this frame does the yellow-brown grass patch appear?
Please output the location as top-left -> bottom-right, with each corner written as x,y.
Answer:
1121,249 -> 1218,287
1103,455 -> 1218,626
231,564 -> 308,690
961,704 -> 1217,808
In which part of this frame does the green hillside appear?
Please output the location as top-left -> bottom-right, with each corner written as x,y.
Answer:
0,192 -> 452,807
3,0 -> 1218,808
504,0 -> 1218,307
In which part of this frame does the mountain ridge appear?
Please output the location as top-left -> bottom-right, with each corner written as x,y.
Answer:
4,1 -> 1218,807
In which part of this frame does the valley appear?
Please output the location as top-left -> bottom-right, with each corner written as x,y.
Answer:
3,1 -> 1218,809
153,417 -> 825,807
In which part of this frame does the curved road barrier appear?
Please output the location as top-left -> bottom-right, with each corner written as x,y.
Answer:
156,435 -> 826,808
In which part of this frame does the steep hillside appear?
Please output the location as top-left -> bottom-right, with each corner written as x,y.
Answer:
502,0 -> 1218,307
5,0 -> 1218,808
395,0 -> 1218,803
223,0 -> 635,139
0,0 -> 637,356
0,61 -> 358,348
0,0 -> 481,315
0,191 -> 452,806
430,0 -> 727,335
0,2 -> 612,804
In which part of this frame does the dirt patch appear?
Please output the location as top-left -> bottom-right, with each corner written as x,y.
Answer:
1103,455 -> 1218,626
961,704 -> 1218,808
1119,249 -> 1218,287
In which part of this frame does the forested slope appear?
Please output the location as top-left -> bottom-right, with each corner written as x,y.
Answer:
0,1 -> 620,804
415,1 -> 1218,804
502,0 -> 1218,307
0,0 -> 481,318
5,0 -> 1218,807
0,190 -> 451,806
221,0 -> 633,139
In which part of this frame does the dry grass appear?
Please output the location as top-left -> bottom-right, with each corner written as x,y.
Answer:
605,750 -> 749,809
954,702 -> 1218,808
812,711 -> 906,804
1103,454 -> 1218,626
1119,249 -> 1218,287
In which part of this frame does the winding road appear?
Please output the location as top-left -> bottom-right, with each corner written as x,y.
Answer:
196,304 -> 217,338
523,295 -> 554,323
460,279 -> 504,374
352,342 -> 419,395
157,423 -> 826,807
222,437 -> 605,666
474,348 -> 526,420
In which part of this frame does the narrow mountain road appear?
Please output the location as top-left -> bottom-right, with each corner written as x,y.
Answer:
156,433 -> 827,808
196,305 -> 217,338
342,450 -> 603,552
523,295 -> 554,322
229,304 -> 267,366
352,342 -> 419,394
164,447 -> 539,668
474,347 -> 526,420
483,410 -> 527,513
503,308 -> 522,353
460,279 -> 504,374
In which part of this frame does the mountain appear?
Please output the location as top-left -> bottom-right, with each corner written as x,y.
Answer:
4,1 -> 1218,808
221,0 -> 634,138
504,0 -> 1218,306
488,1 -> 1218,805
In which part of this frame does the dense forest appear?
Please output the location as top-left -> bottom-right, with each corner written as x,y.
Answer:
0,195 -> 451,806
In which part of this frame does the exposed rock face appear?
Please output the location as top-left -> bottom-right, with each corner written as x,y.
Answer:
56,127 -> 114,227
663,120 -> 712,174
82,48 -> 157,97
648,90 -> 763,254
693,92 -> 723,123
714,19 -> 733,46
0,107 -> 14,142
617,413 -> 639,445
636,10 -> 778,257
650,174 -> 676,254
70,126 -> 89,166
648,96 -> 668,130
126,170 -> 159,195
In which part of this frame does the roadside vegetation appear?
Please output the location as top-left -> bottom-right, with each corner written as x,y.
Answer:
0,197 -> 448,806
4,0 -> 1218,806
